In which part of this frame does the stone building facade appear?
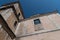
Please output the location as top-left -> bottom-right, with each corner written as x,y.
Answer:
0,27 -> 12,40
13,2 -> 24,20
0,1 -> 60,40
15,11 -> 60,40
2,1 -> 24,21
0,8 -> 18,33
0,8 -> 17,40
0,1 -> 24,40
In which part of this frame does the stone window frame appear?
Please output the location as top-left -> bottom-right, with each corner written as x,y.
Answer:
34,19 -> 44,31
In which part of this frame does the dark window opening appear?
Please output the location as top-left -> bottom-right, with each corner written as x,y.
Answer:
17,13 -> 20,17
34,19 -> 41,25
14,21 -> 17,27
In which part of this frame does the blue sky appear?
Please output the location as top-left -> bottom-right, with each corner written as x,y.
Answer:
0,0 -> 60,18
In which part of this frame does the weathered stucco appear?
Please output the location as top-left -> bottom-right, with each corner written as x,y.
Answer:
15,12 -> 60,40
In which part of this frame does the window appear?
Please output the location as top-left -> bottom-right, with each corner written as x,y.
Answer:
34,19 -> 41,25
34,19 -> 43,31
17,13 -> 20,17
14,21 -> 17,28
